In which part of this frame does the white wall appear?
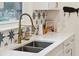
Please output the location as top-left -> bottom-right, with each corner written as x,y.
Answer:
58,2 -> 79,55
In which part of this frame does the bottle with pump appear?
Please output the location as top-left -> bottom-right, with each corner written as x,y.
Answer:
25,26 -> 30,40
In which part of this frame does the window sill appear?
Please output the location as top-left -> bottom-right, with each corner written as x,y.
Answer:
0,19 -> 19,25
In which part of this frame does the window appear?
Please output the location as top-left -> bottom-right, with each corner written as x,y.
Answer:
0,2 -> 22,24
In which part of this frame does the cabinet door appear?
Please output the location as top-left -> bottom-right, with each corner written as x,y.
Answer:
33,2 -> 48,10
22,2 -> 33,25
55,50 -> 64,56
45,44 -> 64,56
22,2 -> 33,16
48,2 -> 58,10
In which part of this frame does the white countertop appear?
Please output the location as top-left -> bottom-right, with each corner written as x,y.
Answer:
0,32 -> 74,56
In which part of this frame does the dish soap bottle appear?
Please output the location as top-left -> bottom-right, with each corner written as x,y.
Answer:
43,20 -> 48,34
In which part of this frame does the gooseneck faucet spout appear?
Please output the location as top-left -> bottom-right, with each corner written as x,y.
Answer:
18,13 -> 35,44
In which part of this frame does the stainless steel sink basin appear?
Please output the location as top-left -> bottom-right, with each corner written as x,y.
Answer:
14,41 -> 53,53
14,46 -> 43,53
24,41 -> 53,48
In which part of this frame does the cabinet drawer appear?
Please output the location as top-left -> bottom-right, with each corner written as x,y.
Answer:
64,35 -> 74,47
64,40 -> 71,47
70,37 -> 74,42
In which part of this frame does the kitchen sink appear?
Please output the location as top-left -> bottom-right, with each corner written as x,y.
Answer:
14,41 -> 53,53
14,46 -> 43,53
24,41 -> 53,48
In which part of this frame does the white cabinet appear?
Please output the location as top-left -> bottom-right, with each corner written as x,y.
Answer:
63,35 -> 75,56
33,2 -> 59,10
22,2 -> 33,25
45,35 -> 75,56
48,2 -> 59,10
45,44 -> 64,56
33,2 -> 48,10
22,2 -> 33,16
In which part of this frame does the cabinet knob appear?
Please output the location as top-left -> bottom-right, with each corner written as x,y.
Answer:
65,43 -> 70,47
66,49 -> 71,54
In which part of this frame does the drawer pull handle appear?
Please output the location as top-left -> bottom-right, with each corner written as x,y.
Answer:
71,39 -> 74,42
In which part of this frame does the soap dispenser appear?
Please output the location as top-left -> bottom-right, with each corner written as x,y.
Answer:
43,20 -> 48,34
25,26 -> 30,40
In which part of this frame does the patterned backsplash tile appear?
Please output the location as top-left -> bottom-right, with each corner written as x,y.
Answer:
8,30 -> 15,43
0,25 -> 33,47
0,32 -> 5,46
0,28 -> 16,47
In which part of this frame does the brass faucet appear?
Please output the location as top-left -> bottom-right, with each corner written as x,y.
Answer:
18,13 -> 35,44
